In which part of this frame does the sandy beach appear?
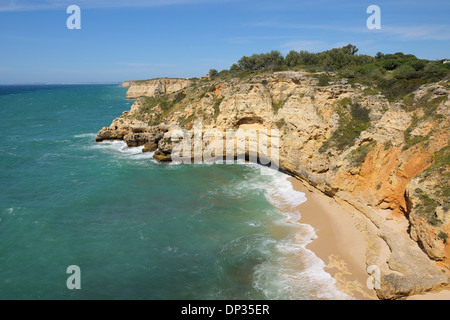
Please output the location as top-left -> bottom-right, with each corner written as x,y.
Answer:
287,177 -> 378,300
286,176 -> 450,300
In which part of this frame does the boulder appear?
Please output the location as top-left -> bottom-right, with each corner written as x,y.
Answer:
153,150 -> 172,163
123,132 -> 164,147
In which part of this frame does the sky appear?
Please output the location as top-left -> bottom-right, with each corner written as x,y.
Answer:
0,0 -> 449,84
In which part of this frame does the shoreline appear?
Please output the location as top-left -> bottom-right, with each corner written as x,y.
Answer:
285,177 -> 378,300
283,176 -> 450,300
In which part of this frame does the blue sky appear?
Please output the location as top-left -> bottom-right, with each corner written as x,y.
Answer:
0,0 -> 449,84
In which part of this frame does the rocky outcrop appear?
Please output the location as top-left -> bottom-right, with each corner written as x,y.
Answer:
123,132 -> 164,148
124,78 -> 192,99
95,126 -> 129,142
97,72 -> 450,299
406,148 -> 449,263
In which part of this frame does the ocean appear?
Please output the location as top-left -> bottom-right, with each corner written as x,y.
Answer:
0,84 -> 349,300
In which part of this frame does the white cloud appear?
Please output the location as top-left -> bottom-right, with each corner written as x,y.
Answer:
250,19 -> 450,42
380,25 -> 450,41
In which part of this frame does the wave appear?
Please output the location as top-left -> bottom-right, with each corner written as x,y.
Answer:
248,167 -> 352,300
74,133 -> 97,138
253,239 -> 352,300
91,140 -> 156,161
89,140 -> 351,299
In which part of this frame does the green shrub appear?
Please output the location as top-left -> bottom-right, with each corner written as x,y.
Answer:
423,64 -> 447,80
379,59 -> 401,70
363,87 -> 379,96
351,103 -> 370,122
407,59 -> 426,71
348,141 -> 376,167
393,64 -> 417,79
174,92 -> 186,103
428,214 -> 443,226
384,140 -> 393,150
338,97 -> 352,107
402,93 -> 415,107
339,69 -> 357,79
213,97 -> 224,118
226,46 -> 448,97
272,100 -> 284,114
438,231 -> 448,242
209,69 -> 219,78
317,74 -> 330,86
403,114 -> 429,150
180,112 -> 196,128
319,103 -> 371,153
376,77 -> 425,102
415,193 -> 440,225
275,118 -> 287,129
403,92 -> 447,118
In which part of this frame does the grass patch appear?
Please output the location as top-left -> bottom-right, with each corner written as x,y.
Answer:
275,118 -> 287,130
384,140 -> 393,150
319,102 -> 371,153
403,114 -> 427,150
404,92 -> 447,116
272,100 -> 284,114
402,93 -> 415,107
213,97 -> 224,118
414,192 -> 442,226
337,97 -> 352,107
348,141 -> 376,167
316,74 -> 331,86
425,146 -> 450,202
363,87 -> 379,96
438,231 -> 448,242
180,112 -> 196,128
136,93 -> 187,126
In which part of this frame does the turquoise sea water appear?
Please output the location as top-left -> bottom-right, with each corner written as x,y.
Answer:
0,85 -> 348,300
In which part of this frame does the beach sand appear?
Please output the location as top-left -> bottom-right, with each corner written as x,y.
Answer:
286,176 -> 450,300
287,177 -> 378,300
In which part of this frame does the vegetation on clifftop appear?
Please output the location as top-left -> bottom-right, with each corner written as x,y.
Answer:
218,44 -> 449,102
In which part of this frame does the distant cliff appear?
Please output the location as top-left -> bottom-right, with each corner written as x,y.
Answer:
120,78 -> 193,99
97,71 -> 449,299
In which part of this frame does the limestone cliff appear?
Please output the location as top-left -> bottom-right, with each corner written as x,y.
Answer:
96,71 -> 449,299
122,78 -> 192,99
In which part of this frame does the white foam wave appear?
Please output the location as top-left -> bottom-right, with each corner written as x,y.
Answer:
254,235 -> 352,300
92,141 -> 156,161
90,143 -> 352,299
263,171 -> 306,209
243,168 -> 352,300
74,133 -> 97,138
247,221 -> 262,227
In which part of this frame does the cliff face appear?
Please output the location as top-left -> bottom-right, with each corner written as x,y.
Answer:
121,78 -> 192,99
97,71 -> 449,299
